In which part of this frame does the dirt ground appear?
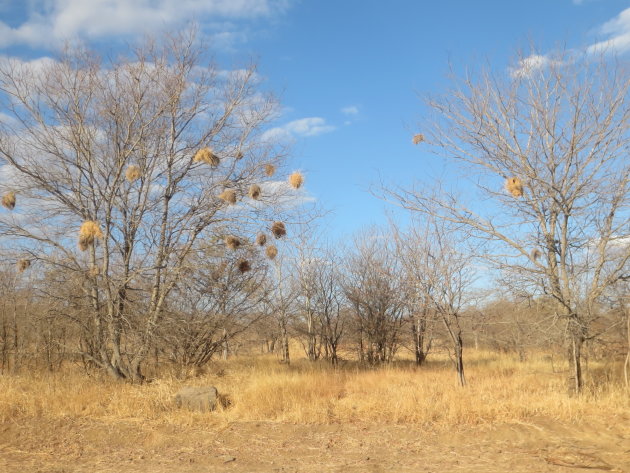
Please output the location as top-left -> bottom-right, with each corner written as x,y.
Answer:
0,415 -> 628,472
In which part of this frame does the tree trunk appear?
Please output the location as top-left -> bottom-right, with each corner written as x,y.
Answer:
358,326 -> 365,364
306,298 -> 317,361
625,311 -> 629,389
442,316 -> 466,386
568,318 -> 585,395
571,335 -> 583,394
330,344 -> 338,366
455,334 -> 466,387
222,328 -> 229,360
280,316 -> 290,364
413,316 -> 428,366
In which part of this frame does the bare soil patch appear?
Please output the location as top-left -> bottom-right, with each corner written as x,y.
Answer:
1,415 -> 628,472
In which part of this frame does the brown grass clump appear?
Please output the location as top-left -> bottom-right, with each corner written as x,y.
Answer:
271,221 -> 286,238
193,147 -> 220,167
264,164 -> 276,177
256,233 -> 267,246
219,189 -> 237,205
289,171 -> 304,189
78,220 -> 104,251
238,259 -> 251,273
266,245 -> 278,260
225,235 -> 241,250
16,259 -> 30,273
2,191 -> 16,210
412,133 -> 425,145
249,184 -> 262,200
505,177 -> 524,198
531,248 -> 542,260
125,165 -> 141,182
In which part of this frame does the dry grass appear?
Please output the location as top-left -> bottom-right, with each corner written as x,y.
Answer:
16,259 -> 30,272
78,220 -> 104,251
505,177 -> 524,197
264,163 -> 276,177
125,165 -> 141,182
256,233 -> 267,246
193,147 -> 220,167
271,221 -> 286,238
2,191 -> 16,210
224,235 -> 241,250
288,171 -> 304,189
238,259 -> 251,273
266,244 -> 278,260
248,184 -> 261,200
218,189 -> 237,205
0,350 -> 626,429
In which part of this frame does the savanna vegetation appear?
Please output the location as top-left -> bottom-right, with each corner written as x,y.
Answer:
0,32 -> 628,473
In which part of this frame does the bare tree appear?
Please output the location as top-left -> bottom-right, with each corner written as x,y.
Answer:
387,50 -> 630,393
159,244 -> 269,372
480,295 -> 562,361
311,249 -> 346,365
293,234 -> 321,361
265,246 -> 296,364
342,229 -> 407,364
0,31 -> 296,381
392,222 -> 437,365
603,276 -> 630,388
409,219 -> 474,385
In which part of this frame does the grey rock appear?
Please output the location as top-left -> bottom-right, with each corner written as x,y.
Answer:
174,386 -> 218,412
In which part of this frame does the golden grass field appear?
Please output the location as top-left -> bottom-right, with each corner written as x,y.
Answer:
0,349 -> 628,472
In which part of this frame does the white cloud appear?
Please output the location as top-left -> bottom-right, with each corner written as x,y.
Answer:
509,54 -> 564,78
341,105 -> 359,116
0,0 -> 293,49
510,7 -> 630,78
262,117 -> 335,141
587,7 -> 630,54
0,112 -> 19,128
572,0 -> 606,5
283,117 -> 335,136
262,179 -> 316,208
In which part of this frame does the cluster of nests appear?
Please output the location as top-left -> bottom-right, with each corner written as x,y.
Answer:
192,144 -> 303,207
2,147 -> 303,275
224,221 -> 285,273
218,170 -> 304,206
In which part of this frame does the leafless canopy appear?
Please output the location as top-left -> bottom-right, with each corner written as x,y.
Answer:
386,49 -> 630,392
0,30 -> 292,381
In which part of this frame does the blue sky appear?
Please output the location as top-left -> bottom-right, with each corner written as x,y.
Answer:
1,0 -> 630,238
